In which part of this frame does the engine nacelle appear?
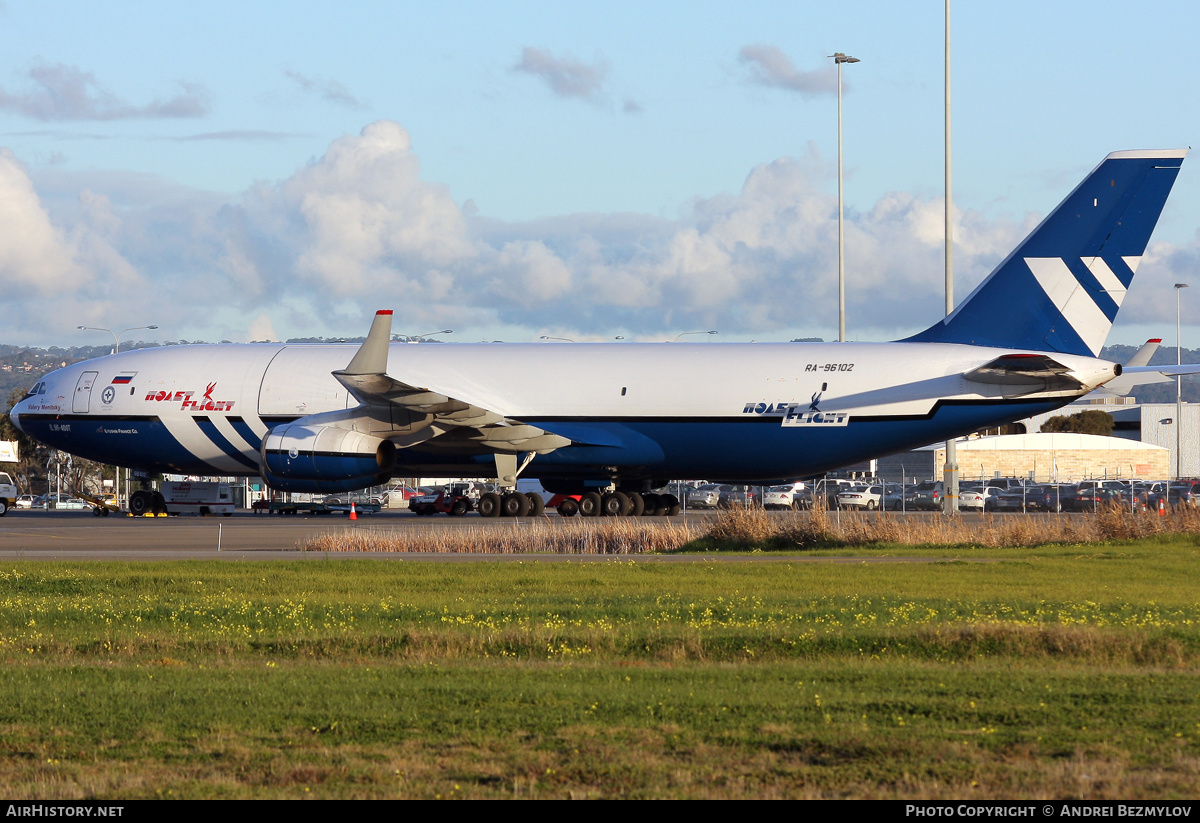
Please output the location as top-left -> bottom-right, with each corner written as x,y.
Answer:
261,424 -> 396,493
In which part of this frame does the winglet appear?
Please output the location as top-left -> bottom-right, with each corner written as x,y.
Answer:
342,310 -> 393,375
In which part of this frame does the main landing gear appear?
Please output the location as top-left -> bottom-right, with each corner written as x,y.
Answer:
555,491 -> 680,518
475,491 -> 546,519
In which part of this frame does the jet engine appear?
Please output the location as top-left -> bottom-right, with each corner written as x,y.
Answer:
260,423 -> 396,494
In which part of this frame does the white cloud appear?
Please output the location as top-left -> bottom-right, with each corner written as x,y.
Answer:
246,313 -> 279,342
4,119 -> 1195,348
514,47 -> 607,101
0,148 -> 82,295
284,70 -> 365,109
738,45 -> 838,96
0,62 -> 210,121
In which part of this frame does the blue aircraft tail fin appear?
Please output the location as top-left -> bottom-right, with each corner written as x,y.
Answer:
904,150 -> 1187,356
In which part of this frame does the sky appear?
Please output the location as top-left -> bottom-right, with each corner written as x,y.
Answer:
1,0 -> 1198,349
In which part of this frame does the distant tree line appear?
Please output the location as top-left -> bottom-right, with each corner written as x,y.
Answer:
1039,410 -> 1115,436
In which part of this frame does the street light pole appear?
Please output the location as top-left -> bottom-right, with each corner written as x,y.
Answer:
1176,283 -> 1188,479
671,331 -> 718,342
397,329 -> 453,343
942,0 -> 960,515
831,52 -> 859,343
114,325 -> 158,353
78,324 -> 158,354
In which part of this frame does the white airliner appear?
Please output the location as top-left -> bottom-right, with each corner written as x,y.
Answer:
9,150 -> 1189,517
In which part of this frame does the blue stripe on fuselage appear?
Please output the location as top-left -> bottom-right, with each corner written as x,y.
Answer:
16,414 -> 259,475
529,399 -> 1065,479
19,398 -> 1066,481
193,417 -> 260,470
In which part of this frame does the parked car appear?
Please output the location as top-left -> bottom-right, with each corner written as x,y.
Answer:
792,487 -> 815,510
762,485 -> 800,510
989,487 -> 1035,512
718,485 -> 761,509
910,481 -> 944,511
836,484 -> 904,511
322,491 -> 383,507
15,494 -> 35,509
958,486 -> 1006,512
1063,486 -> 1129,512
1075,480 -> 1129,494
1017,484 -> 1073,512
812,479 -> 856,509
1149,482 -> 1200,508
984,478 -> 1028,491
687,484 -> 725,509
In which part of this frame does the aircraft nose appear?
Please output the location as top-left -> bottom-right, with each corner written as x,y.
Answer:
8,392 -> 33,435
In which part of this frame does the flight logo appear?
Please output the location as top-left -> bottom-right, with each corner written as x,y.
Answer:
144,382 -> 236,412
781,407 -> 850,427
744,382 -> 847,426
742,399 -> 850,427
101,386 -> 116,405
742,401 -> 794,416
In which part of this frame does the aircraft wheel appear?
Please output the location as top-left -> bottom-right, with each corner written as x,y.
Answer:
449,498 -> 469,516
615,491 -> 633,516
641,493 -> 661,516
579,492 -> 602,517
477,492 -> 501,518
627,493 -> 645,517
525,493 -> 545,517
129,490 -> 153,516
501,492 -> 530,518
152,492 -> 167,514
663,494 -> 681,516
600,493 -> 623,517
557,498 -> 579,518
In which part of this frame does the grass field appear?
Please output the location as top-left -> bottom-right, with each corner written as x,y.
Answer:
1,533 -> 1199,798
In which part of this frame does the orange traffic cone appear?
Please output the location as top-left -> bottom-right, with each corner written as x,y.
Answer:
1159,497 -> 1166,517
349,502 -> 358,521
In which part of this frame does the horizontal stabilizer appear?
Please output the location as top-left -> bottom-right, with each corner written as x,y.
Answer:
1095,363 -> 1200,396
1090,340 -> 1198,396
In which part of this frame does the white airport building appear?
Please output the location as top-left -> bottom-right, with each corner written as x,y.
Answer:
875,397 -> 1192,483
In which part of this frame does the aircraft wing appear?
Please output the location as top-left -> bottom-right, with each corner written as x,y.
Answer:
331,310 -> 571,454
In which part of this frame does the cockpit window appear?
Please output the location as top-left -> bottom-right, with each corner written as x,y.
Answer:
20,381 -> 46,400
